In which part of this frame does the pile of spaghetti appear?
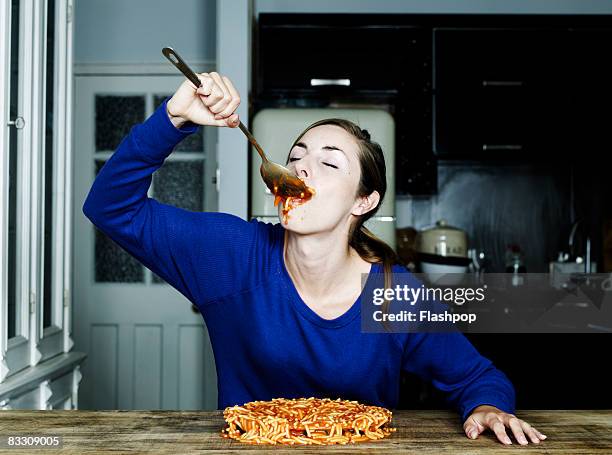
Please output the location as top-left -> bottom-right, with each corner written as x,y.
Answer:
221,397 -> 396,445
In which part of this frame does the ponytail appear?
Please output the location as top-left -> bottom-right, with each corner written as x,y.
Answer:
350,223 -> 399,329
349,224 -> 399,277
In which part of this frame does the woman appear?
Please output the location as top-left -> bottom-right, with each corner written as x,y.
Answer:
83,72 -> 546,446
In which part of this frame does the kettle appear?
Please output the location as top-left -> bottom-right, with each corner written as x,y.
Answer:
416,220 -> 470,266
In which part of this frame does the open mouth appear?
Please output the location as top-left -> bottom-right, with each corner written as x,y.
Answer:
275,195 -> 310,225
272,178 -> 315,225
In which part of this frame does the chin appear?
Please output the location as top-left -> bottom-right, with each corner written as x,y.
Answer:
278,201 -> 322,233
278,208 -> 343,238
278,205 -> 306,228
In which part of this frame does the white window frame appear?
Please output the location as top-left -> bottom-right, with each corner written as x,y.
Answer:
38,0 -> 75,362
0,0 -> 75,383
0,0 -> 10,382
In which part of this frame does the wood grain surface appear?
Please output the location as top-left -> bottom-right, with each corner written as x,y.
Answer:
0,410 -> 610,454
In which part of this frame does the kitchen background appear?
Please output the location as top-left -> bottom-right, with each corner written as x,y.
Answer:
1,0 -> 611,412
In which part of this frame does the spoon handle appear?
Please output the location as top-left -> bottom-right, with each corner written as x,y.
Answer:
238,122 -> 268,163
162,47 -> 202,89
162,47 -> 268,163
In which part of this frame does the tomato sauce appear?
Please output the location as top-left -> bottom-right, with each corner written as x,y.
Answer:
271,182 -> 315,225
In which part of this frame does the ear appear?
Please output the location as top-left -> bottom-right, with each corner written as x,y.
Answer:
352,191 -> 381,216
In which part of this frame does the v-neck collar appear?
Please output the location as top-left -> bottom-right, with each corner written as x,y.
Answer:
277,226 -> 380,329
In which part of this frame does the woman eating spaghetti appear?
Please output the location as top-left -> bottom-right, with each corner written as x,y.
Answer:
83,72 -> 546,446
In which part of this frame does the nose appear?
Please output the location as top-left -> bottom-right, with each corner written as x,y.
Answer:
293,160 -> 310,179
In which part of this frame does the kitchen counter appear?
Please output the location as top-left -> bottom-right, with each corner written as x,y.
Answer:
0,410 -> 610,454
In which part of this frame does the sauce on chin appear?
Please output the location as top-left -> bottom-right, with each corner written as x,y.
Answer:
274,188 -> 314,224
270,178 -> 315,225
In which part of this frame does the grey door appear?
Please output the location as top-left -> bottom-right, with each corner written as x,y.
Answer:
72,75 -> 218,410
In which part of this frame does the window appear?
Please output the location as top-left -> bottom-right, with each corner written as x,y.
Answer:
1,0 -> 74,383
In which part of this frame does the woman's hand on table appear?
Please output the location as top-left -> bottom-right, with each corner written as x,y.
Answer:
166,72 -> 241,129
464,405 -> 547,445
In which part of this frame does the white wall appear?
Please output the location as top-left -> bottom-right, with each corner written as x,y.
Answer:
255,0 -> 612,15
75,0 -> 216,64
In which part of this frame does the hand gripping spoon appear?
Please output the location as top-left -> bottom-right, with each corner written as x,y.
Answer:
162,47 -> 315,205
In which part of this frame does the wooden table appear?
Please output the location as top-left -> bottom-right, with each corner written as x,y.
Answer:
0,410 -> 610,454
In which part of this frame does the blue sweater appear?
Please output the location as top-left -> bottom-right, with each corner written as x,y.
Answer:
82,99 -> 515,422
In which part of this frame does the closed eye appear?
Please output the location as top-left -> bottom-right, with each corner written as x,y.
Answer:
288,156 -> 338,169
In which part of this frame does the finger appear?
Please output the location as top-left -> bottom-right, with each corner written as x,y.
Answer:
463,416 -> 484,440
223,75 -> 240,100
215,95 -> 239,120
464,425 -> 478,440
508,417 -> 529,445
489,417 -> 512,445
463,419 -> 476,439
187,73 -> 208,93
525,428 -> 541,444
209,71 -> 229,95
215,76 -> 241,118
534,428 -> 548,440
521,422 -> 543,444
211,113 -> 239,128
201,84 -> 224,108
208,72 -> 231,115
225,113 -> 240,128
201,74 -> 225,108
196,74 -> 213,96
185,78 -> 199,92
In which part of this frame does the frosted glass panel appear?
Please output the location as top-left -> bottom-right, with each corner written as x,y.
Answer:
95,95 -> 145,151
152,160 -> 204,284
94,160 -> 144,283
153,161 -> 204,212
154,94 -> 204,152
95,229 -> 144,283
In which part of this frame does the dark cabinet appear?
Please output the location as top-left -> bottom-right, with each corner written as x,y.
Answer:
434,28 -> 571,158
434,26 -> 612,159
256,15 -> 426,96
569,30 -> 612,152
259,26 -> 405,93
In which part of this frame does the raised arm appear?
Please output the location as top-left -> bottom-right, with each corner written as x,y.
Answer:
82,73 -> 258,304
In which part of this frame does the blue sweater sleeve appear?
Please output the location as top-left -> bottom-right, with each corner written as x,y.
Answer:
402,332 -> 516,422
82,99 -> 263,305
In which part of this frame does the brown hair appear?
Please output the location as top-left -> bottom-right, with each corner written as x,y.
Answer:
287,118 -> 400,319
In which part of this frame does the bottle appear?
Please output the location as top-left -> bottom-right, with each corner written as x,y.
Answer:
505,244 -> 526,286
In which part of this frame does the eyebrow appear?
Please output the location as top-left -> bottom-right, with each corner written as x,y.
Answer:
294,142 -> 347,158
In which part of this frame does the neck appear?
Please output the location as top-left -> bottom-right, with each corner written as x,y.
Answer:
283,226 -> 370,300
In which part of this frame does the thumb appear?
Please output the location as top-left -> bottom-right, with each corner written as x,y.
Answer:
464,415 -> 486,440
211,113 -> 240,128
224,113 -> 240,128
